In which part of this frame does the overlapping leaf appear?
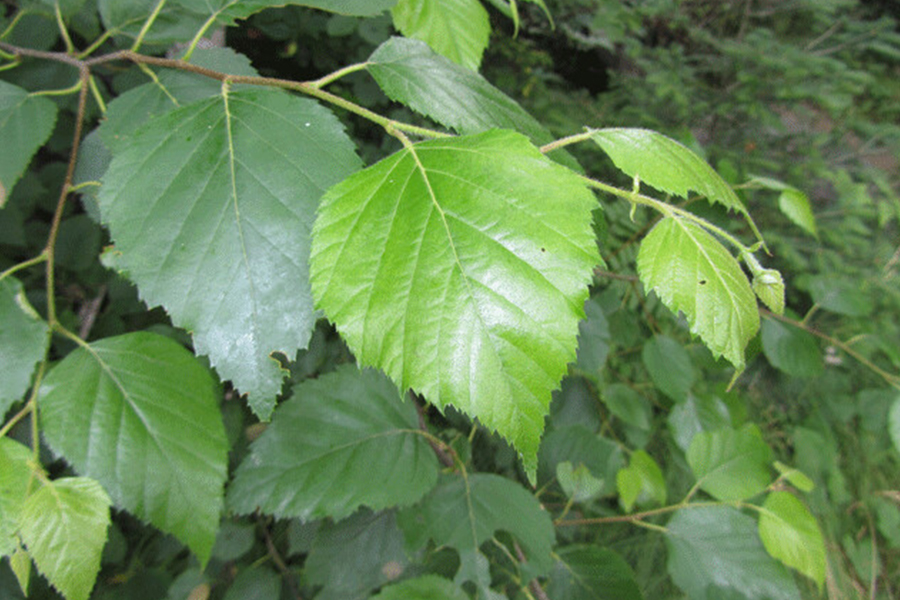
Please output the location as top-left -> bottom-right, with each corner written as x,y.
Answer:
666,507 -> 800,600
0,81 -> 58,207
547,546 -> 644,600
18,477 -> 111,600
310,130 -> 598,479
0,438 -> 34,557
637,217 -> 759,369
228,366 -> 439,520
176,0 -> 397,22
38,332 -> 227,564
687,424 -> 772,501
616,449 -> 666,511
372,575 -> 468,600
98,88 -> 361,417
758,492 -> 826,586
98,0 -> 208,44
761,318 -> 823,378
750,176 -> 817,237
391,0 -> 490,71
0,277 -> 49,417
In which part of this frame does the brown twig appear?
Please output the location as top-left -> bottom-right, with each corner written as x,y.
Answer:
514,541 -> 550,600
260,518 -> 302,600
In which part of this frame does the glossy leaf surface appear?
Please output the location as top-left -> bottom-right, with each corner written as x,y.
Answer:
98,88 -> 361,418
18,477 -> 111,600
547,546 -> 644,600
758,492 -> 826,586
666,507 -> 800,600
38,332 -> 227,564
687,425 -> 772,501
310,130 -> 598,479
637,217 -> 758,370
228,366 -> 439,520
0,81 -> 57,207
391,0 -> 490,70
0,276 -> 49,416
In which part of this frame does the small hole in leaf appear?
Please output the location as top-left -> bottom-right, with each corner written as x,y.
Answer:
540,247 -> 546,252
699,280 -> 707,285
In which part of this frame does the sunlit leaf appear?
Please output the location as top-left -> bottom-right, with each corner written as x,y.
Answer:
0,438 -> 34,558
0,81 -> 58,208
228,366 -> 439,520
18,477 -> 111,600
750,176 -> 817,238
0,277 -> 49,417
752,268 -> 786,315
687,424 -> 772,501
773,461 -> 815,493
310,130 -> 598,480
616,450 -> 666,511
98,88 -> 361,418
391,0 -> 490,70
39,332 -> 228,564
637,217 -> 759,370
758,492 -> 826,587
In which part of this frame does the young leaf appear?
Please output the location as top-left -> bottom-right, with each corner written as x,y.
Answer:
637,217 -> 759,370
0,438 -> 34,558
773,461 -> 815,493
641,335 -> 694,402
557,462 -> 605,502
761,318 -> 823,378
366,38 -> 567,156
687,424 -> 772,501
547,546 -> 644,600
758,492 -> 826,587
398,474 -> 554,588
371,575 -> 468,600
228,366 -> 439,520
391,0 -> 490,71
0,276 -> 49,417
750,176 -> 817,238
666,507 -> 800,600
310,130 -> 598,481
17,477 -> 111,600
752,268 -> 786,315
38,332 -> 228,565
616,449 -> 666,511
0,81 -> 58,207
98,88 -> 362,418
538,426 -> 623,494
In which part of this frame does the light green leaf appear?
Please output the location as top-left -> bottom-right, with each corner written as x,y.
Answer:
398,473 -> 555,588
890,397 -> 900,455
666,507 -> 800,600
687,424 -> 772,501
391,0 -> 490,71
0,276 -> 49,417
38,332 -> 228,564
547,546 -> 644,600
773,462 -> 815,493
752,267 -> 786,315
641,335 -> 694,402
366,37 -> 576,168
0,438 -> 35,558
616,449 -> 666,512
538,426 -> 623,494
0,81 -> 58,207
98,88 -> 361,418
557,462 -> 605,502
590,128 -> 750,218
9,545 -> 30,595
761,318 -> 823,378
18,477 -> 111,600
228,366 -> 439,520
371,575 -> 468,600
807,275 -> 874,317
759,492 -> 826,587
637,217 -> 759,370
750,176 -> 817,238
176,0 -> 397,21
310,130 -> 598,481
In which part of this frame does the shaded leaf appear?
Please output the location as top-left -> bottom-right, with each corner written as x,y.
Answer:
538,426 -> 623,494
370,575 -> 468,600
687,424 -> 772,501
616,450 -> 666,511
547,546 -> 644,600
666,507 -> 800,600
0,438 -> 34,558
0,276 -> 49,417
750,176 -> 817,238
391,0 -> 490,71
18,477 -> 111,600
642,335 -> 694,402
667,394 -> 731,453
222,567 -> 281,600
575,296 -> 611,376
0,81 -> 58,208
228,366 -> 439,520
601,384 -> 651,430
807,276 -> 874,317
39,332 -> 227,564
310,130 -> 598,480
98,0 -> 208,44
758,492 -> 826,587
761,318 -> 823,378
557,462 -> 605,502
98,88 -> 361,418
176,0 -> 397,21
637,217 -> 759,370
890,397 -> 900,456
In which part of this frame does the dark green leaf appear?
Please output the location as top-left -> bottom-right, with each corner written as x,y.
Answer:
222,567 -> 281,600
0,438 -> 34,558
538,426 -> 623,494
176,0 -> 397,21
0,276 -> 49,417
18,477 -> 111,600
39,332 -> 228,564
601,384 -> 651,430
391,0 -> 490,70
557,462 -> 605,502
547,546 -> 644,600
99,88 -> 361,418
890,397 -> 900,456
667,394 -> 731,453
807,276 -> 874,317
370,575 -> 468,600
0,81 -> 58,207
98,0 -> 208,44
310,130 -> 598,480
687,424 -> 772,501
666,507 -> 800,600
761,318 -> 823,378
758,492 -> 826,586
641,335 -> 694,402
575,297 -> 611,376
211,522 -> 255,562
228,366 -> 439,520
637,217 -> 759,370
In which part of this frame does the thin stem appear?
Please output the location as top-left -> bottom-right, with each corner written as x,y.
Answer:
78,29 -> 115,59
555,499 -> 725,527
0,253 -> 48,283
182,13 -> 221,61
131,0 -> 168,52
55,3 -> 76,54
0,402 -> 33,439
30,79 -> 83,97
309,62 -> 369,89
540,130 -> 593,154
88,75 -> 107,112
0,10 -> 28,41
